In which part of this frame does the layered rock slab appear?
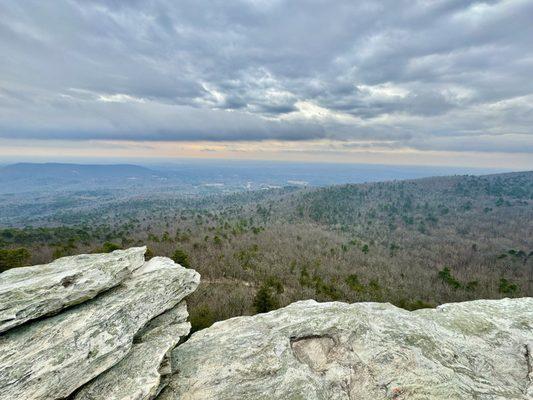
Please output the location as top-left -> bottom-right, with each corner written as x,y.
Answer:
0,246 -> 146,333
74,301 -> 191,400
160,298 -> 533,400
0,256 -> 199,400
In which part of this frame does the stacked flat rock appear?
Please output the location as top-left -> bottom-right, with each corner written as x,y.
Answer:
0,246 -> 146,333
0,248 -> 200,400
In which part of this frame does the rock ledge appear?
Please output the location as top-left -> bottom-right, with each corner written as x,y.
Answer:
0,249 -> 199,400
161,298 -> 533,400
0,248 -> 531,400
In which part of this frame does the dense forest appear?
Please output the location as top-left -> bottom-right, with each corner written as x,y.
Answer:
1,171 -> 532,332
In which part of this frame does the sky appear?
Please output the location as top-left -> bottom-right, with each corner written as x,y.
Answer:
0,0 -> 532,169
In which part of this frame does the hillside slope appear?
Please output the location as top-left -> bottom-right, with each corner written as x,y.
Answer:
1,171 -> 532,328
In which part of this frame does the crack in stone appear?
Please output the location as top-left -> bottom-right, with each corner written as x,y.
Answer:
525,343 -> 532,396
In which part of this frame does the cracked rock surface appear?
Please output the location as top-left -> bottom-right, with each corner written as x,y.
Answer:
74,301 -> 191,400
0,247 -> 146,333
160,298 -> 533,400
0,254 -> 199,400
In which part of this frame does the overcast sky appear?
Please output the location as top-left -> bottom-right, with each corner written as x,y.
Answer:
1,0 -> 532,168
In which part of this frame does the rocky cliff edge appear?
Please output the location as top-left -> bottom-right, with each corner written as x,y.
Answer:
0,247 -> 531,400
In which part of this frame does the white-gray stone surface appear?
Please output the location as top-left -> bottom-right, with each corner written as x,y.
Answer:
0,247 -> 146,333
160,298 -> 533,400
74,301 -> 191,400
0,256 -> 199,400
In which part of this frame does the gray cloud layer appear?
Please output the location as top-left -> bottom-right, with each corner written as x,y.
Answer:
0,0 -> 532,153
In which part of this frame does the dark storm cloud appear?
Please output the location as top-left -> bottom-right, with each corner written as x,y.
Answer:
0,0 -> 532,152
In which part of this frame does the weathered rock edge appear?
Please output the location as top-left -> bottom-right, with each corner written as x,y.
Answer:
74,301 -> 191,400
1,247 -> 531,400
160,298 -> 533,400
0,256 -> 200,400
0,246 -> 146,333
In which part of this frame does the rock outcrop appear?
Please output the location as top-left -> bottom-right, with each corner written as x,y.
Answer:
74,302 -> 191,400
1,248 -> 532,400
160,299 -> 533,400
0,249 -> 199,400
0,246 -> 146,333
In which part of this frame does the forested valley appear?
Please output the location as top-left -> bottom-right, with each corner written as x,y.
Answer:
1,171 -> 532,332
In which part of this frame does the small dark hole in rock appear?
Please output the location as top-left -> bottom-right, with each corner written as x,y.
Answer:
60,276 -> 76,287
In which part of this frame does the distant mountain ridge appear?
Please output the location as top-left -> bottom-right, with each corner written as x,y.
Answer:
0,163 -> 159,179
0,163 -> 165,194
0,160 -> 519,196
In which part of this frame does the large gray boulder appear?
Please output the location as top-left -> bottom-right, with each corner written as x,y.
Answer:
0,256 -> 200,400
160,298 -> 533,400
0,247 -> 146,333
